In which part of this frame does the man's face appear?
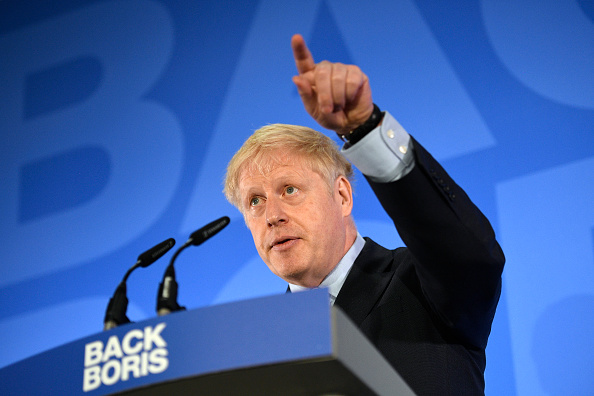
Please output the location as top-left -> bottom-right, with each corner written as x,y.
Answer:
238,151 -> 354,287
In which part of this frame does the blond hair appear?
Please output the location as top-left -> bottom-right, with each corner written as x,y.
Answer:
224,124 -> 353,208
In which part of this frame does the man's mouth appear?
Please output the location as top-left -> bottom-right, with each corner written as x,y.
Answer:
270,237 -> 299,250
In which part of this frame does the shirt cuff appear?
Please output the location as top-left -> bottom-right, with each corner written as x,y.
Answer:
341,111 -> 415,182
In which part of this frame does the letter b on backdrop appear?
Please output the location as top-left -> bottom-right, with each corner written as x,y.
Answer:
0,0 -> 183,287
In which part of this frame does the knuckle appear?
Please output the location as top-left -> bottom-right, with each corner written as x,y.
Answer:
331,74 -> 343,85
316,68 -> 331,79
345,75 -> 360,89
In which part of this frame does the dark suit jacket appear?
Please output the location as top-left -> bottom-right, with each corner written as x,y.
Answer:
334,137 -> 505,396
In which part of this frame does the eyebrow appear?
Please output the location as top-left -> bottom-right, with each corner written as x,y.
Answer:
240,166 -> 312,196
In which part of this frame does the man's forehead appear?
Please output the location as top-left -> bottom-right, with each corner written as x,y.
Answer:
238,151 -> 314,186
242,150 -> 306,174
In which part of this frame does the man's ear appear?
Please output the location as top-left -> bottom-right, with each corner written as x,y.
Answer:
335,176 -> 353,217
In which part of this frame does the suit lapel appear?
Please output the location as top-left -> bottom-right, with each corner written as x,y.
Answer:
334,238 -> 396,326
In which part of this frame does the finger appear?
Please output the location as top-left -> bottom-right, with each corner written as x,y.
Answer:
291,34 -> 316,75
345,65 -> 368,103
293,75 -> 320,117
314,61 -> 334,114
331,63 -> 348,111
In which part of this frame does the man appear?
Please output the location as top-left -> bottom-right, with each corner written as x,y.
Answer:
224,35 -> 505,395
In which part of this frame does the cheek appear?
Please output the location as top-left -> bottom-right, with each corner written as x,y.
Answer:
245,219 -> 262,242
301,201 -> 338,235
320,199 -> 347,238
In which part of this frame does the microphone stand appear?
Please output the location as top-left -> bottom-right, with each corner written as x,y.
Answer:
103,238 -> 175,330
103,265 -> 137,330
156,216 -> 230,316
156,243 -> 191,316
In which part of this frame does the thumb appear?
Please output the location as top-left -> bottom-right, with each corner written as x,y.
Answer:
292,75 -> 313,98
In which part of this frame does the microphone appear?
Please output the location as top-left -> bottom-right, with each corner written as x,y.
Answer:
103,238 -> 175,330
137,238 -> 177,268
157,216 -> 230,316
188,216 -> 231,246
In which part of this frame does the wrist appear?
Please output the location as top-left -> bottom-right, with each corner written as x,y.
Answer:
339,104 -> 383,146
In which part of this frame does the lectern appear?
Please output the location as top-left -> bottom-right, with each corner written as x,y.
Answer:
0,289 -> 415,395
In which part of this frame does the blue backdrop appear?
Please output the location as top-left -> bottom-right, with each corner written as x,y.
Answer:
1,1 -> 593,394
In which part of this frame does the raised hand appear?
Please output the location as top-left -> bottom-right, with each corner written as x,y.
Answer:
291,34 -> 374,136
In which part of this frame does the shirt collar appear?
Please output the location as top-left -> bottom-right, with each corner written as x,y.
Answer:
289,233 -> 366,304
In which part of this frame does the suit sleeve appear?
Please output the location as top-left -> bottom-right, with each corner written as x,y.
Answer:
344,114 -> 505,348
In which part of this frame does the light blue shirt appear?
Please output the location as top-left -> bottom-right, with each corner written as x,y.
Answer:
288,111 -> 416,303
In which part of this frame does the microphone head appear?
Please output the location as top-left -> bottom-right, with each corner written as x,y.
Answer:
189,216 -> 230,246
137,238 -> 176,267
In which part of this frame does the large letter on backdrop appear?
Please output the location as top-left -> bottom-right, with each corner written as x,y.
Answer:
0,0 -> 183,287
482,0 -> 594,108
497,157 -> 594,395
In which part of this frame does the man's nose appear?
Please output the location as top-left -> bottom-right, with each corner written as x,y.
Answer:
266,196 -> 287,227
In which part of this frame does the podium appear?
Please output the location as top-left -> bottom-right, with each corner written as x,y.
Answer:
0,289 -> 415,395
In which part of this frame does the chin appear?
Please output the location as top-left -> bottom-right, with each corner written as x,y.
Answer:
274,264 -> 310,285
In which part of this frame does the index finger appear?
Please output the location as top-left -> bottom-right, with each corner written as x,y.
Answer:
291,34 -> 316,75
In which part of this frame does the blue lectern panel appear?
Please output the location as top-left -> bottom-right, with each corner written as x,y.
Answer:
0,290 -> 332,396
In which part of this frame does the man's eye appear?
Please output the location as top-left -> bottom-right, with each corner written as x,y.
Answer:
250,197 -> 261,206
285,186 -> 297,195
